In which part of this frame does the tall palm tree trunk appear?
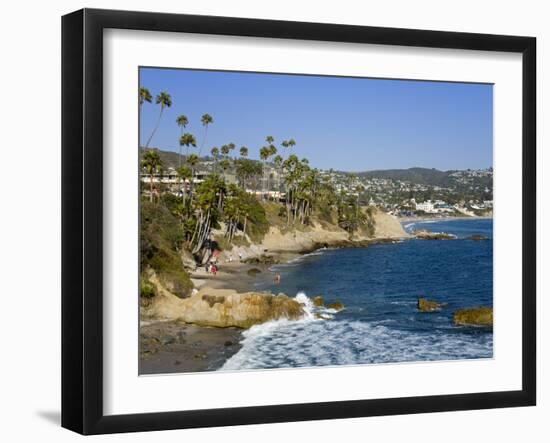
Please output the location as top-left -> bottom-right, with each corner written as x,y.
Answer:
178,128 -> 183,168
199,126 -> 208,157
145,107 -> 164,148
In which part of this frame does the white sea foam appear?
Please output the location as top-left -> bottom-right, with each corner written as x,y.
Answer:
221,294 -> 493,371
389,300 -> 417,306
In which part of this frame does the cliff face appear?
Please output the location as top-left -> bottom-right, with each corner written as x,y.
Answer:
259,223 -> 350,253
370,211 -> 409,239
222,210 -> 408,260
252,211 -> 409,252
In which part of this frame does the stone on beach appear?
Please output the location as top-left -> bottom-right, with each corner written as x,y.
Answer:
246,267 -> 262,276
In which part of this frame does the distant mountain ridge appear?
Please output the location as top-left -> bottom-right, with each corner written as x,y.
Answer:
142,147 -> 488,188
355,167 -> 457,187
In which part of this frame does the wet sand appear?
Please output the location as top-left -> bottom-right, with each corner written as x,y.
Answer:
139,320 -> 243,374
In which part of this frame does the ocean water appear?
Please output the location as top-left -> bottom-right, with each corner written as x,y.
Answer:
221,218 -> 493,371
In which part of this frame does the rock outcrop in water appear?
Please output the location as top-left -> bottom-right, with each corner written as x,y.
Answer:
142,273 -> 304,328
327,301 -> 344,311
413,230 -> 455,240
453,307 -> 493,326
417,297 -> 443,312
312,296 -> 325,307
466,234 -> 489,241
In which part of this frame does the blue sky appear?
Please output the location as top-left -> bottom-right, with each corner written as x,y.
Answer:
139,68 -> 493,172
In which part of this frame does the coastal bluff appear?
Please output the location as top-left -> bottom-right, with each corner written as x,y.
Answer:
222,210 -> 408,260
142,273 -> 304,328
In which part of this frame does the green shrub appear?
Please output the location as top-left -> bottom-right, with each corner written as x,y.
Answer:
242,196 -> 269,242
140,200 -> 193,298
140,279 -> 156,298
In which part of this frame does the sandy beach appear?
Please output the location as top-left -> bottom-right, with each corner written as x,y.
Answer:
189,253 -> 298,291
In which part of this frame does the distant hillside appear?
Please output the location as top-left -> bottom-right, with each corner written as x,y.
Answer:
356,167 -> 456,187
140,147 -> 197,169
142,148 -> 487,189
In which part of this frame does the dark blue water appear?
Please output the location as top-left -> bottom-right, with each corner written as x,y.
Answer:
222,218 -> 493,370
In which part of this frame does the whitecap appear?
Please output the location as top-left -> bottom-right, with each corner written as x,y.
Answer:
221,316 -> 493,371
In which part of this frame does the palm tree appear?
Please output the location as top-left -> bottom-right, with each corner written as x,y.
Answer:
186,153 -> 199,201
145,91 -> 172,148
139,87 -> 152,107
273,154 -> 283,198
219,159 -> 231,180
220,144 -> 230,157
281,138 -> 296,153
211,147 -> 220,173
240,146 -> 248,157
190,175 -> 226,254
266,144 -> 277,197
259,146 -> 271,199
280,138 -> 296,200
141,150 -> 163,202
176,165 -> 192,205
199,113 -> 213,157
180,133 -> 197,159
227,143 -> 236,158
175,115 -> 189,167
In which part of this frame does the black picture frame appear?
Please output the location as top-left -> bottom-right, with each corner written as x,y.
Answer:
62,8 -> 536,435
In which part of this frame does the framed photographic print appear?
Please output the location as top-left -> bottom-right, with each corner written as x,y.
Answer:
61,8 -> 536,435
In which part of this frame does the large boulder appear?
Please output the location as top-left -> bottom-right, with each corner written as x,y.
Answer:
165,288 -> 304,328
142,275 -> 305,328
453,307 -> 493,326
179,290 -> 304,328
417,297 -> 443,312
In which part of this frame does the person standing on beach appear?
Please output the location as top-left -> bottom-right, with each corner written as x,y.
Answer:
274,273 -> 281,284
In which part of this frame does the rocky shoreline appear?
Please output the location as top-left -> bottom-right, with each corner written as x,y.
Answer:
140,321 -> 243,374
139,213 -> 490,374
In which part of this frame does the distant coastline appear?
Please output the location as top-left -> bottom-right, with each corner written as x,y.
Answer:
398,214 -> 493,223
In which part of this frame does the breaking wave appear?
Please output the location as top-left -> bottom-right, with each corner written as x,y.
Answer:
221,292 -> 492,371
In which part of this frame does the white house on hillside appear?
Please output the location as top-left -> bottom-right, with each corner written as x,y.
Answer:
416,200 -> 435,213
